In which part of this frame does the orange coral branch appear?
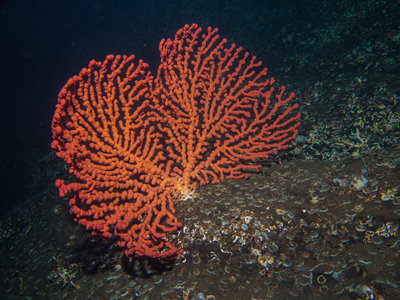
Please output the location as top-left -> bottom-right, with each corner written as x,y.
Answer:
52,24 -> 300,259
155,24 -> 300,186
52,54 -> 182,259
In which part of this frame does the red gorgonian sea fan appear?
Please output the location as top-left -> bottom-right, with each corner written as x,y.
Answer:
51,24 -> 300,259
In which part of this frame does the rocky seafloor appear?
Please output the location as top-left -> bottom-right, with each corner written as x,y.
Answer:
1,144 -> 399,299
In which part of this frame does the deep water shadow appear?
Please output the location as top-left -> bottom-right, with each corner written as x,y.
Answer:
71,236 -> 121,274
121,254 -> 176,278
